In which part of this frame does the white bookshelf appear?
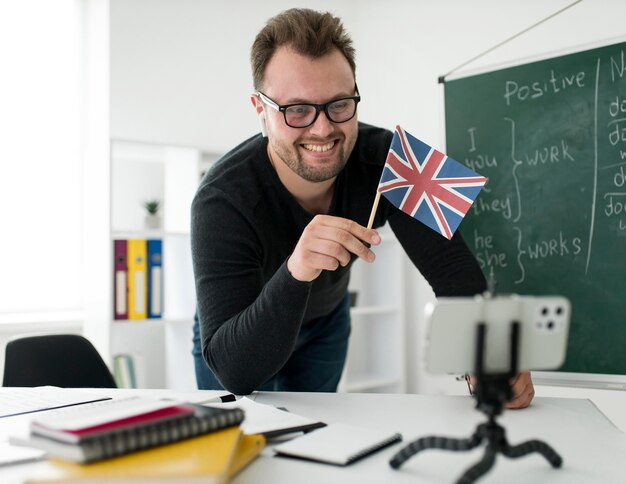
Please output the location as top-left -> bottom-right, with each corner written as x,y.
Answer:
339,227 -> 407,393
109,140 -> 217,391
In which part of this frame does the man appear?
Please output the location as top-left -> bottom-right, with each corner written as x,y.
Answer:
191,8 -> 534,408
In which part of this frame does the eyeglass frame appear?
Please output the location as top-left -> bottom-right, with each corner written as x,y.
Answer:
255,84 -> 361,128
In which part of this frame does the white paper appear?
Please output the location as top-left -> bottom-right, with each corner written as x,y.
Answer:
209,397 -> 319,435
0,442 -> 46,467
274,423 -> 401,465
0,387 -> 110,418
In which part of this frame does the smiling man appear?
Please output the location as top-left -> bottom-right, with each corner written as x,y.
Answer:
190,8 -> 534,406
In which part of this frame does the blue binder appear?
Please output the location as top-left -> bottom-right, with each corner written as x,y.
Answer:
147,239 -> 163,319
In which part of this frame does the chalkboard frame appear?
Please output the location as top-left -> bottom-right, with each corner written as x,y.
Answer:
444,39 -> 626,389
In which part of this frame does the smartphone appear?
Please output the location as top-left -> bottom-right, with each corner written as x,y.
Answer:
425,294 -> 570,374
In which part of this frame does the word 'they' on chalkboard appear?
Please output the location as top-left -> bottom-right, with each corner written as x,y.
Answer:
445,41 -> 626,377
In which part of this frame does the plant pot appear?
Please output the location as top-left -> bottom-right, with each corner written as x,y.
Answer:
144,214 -> 161,230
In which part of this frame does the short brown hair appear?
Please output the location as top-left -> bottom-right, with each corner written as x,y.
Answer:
251,8 -> 356,90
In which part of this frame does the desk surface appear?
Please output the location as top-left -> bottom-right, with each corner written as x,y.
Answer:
2,390 -> 626,484
240,392 -> 626,484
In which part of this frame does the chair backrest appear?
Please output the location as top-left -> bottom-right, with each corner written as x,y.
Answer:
2,334 -> 117,388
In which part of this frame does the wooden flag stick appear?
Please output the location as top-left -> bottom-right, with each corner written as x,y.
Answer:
367,191 -> 381,229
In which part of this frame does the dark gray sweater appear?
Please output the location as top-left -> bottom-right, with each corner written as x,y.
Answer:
191,123 -> 486,394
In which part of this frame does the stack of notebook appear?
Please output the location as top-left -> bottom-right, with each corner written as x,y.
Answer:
25,428 -> 265,483
11,396 -> 265,483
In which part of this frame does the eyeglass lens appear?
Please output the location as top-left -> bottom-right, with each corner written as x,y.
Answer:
285,98 -> 358,127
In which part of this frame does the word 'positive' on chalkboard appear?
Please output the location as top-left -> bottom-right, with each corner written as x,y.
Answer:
445,41 -> 626,377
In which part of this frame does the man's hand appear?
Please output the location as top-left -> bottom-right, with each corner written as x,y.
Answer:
467,370 -> 535,409
505,371 -> 535,409
287,215 -> 381,282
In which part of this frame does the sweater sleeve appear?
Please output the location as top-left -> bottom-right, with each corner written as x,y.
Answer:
387,208 -> 487,297
191,187 -> 311,395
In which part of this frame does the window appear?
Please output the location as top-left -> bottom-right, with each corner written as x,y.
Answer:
0,1 -> 83,319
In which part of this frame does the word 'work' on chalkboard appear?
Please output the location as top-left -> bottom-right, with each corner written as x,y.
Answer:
445,41 -> 626,376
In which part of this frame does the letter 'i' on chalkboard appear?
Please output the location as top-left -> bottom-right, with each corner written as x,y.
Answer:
444,41 -> 626,376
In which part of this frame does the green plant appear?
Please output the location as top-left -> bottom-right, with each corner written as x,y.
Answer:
143,199 -> 161,215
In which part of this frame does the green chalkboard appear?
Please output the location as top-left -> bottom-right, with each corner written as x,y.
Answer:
445,41 -> 626,375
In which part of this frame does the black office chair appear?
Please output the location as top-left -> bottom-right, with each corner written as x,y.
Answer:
2,334 -> 117,388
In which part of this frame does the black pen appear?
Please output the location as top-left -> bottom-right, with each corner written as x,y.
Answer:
198,394 -> 237,404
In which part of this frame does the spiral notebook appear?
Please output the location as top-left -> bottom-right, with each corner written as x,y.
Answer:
11,397 -> 244,463
273,423 -> 402,466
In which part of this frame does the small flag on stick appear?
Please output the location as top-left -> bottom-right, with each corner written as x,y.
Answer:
369,125 -> 487,239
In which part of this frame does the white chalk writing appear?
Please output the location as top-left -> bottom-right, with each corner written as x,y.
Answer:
503,69 -> 585,106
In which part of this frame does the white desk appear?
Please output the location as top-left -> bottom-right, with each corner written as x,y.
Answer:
237,392 -> 626,484
2,390 -> 626,483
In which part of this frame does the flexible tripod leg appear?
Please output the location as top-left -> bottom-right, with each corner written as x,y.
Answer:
456,444 -> 497,484
389,433 -> 482,469
501,439 -> 563,467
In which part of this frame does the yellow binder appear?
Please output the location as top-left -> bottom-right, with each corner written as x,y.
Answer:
27,426 -> 254,483
127,239 -> 147,320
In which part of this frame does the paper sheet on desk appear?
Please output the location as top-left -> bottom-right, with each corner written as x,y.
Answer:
209,397 -> 324,436
0,442 -> 46,467
0,387 -> 110,418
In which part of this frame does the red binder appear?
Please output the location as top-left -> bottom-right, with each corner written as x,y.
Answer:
113,240 -> 128,320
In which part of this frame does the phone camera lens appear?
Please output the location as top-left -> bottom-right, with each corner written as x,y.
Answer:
541,307 -> 549,316
556,306 -> 563,315
547,321 -> 554,330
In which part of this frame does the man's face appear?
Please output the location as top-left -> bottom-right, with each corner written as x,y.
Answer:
258,46 -> 358,183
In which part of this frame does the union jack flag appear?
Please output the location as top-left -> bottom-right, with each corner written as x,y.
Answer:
378,126 -> 487,239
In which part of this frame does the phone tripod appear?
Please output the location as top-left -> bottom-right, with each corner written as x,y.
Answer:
389,321 -> 563,484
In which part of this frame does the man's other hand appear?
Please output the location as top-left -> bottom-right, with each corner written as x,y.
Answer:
467,370 -> 535,409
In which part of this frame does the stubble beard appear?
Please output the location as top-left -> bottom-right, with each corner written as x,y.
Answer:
270,133 -> 357,183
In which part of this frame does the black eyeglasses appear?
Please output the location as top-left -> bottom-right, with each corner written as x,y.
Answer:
256,85 -> 361,128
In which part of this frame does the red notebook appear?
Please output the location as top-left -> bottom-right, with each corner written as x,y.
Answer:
31,404 -> 194,444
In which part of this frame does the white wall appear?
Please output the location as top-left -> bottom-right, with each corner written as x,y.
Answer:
110,0 -> 626,394
111,0 -> 626,150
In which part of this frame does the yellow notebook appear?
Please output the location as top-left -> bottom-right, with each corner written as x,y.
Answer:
127,239 -> 147,320
228,433 -> 265,478
27,426 -> 246,483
